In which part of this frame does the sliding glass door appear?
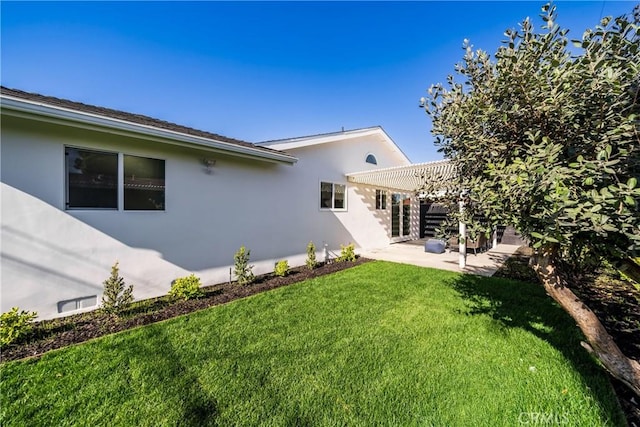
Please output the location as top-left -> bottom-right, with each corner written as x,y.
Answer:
391,193 -> 411,240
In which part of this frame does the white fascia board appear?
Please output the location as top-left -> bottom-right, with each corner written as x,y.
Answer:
377,130 -> 411,165
261,126 -> 411,165
0,96 -> 298,165
260,127 -> 383,151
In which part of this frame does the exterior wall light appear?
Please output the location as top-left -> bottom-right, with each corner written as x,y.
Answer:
202,158 -> 216,174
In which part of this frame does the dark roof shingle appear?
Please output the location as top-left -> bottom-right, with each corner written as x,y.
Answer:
0,86 -> 285,157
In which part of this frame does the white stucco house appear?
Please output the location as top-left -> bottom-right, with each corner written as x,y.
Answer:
0,87 -> 454,319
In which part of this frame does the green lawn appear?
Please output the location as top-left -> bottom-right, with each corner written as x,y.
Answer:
0,261 -> 624,426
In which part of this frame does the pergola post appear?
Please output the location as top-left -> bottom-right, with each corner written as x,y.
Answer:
458,200 -> 466,269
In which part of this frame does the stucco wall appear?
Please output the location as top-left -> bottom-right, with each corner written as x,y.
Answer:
1,117 -> 413,319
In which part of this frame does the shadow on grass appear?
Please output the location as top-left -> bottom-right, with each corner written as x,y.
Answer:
445,274 -> 624,424
120,323 -> 218,426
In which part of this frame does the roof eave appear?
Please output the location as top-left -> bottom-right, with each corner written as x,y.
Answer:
260,126 -> 410,165
0,96 -> 298,165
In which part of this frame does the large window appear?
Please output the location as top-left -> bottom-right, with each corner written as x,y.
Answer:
320,181 -> 346,210
66,147 -> 165,211
124,155 -> 165,210
66,147 -> 118,209
375,189 -> 387,210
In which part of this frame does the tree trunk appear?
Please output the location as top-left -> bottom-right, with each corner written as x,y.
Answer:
531,247 -> 640,397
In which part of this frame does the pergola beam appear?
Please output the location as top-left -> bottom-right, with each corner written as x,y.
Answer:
345,159 -> 455,192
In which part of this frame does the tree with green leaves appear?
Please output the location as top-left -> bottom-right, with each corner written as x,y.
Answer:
421,4 -> 639,394
101,261 -> 134,316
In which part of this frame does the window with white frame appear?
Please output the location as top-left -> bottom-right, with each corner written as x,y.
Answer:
66,147 -> 165,211
320,181 -> 346,210
124,155 -> 165,210
375,189 -> 387,210
66,147 -> 118,209
366,154 -> 377,165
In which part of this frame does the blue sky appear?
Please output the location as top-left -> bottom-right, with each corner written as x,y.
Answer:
1,1 -> 634,162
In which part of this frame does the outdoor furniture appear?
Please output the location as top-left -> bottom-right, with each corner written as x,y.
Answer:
447,234 -> 488,255
425,239 -> 446,254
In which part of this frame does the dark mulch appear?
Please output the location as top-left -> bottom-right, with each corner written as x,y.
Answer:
1,258 -> 371,364
495,247 -> 640,427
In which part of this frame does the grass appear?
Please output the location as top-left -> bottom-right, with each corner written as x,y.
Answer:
0,261 -> 624,426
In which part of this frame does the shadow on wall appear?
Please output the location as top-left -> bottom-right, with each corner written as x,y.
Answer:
1,180 -> 360,294
351,185 -> 390,234
350,185 -> 420,244
0,184 -> 189,316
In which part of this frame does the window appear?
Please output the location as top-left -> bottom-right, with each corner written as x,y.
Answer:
365,154 -> 377,165
320,181 -> 346,210
66,147 -> 118,209
66,147 -> 165,211
124,155 -> 165,210
376,189 -> 387,210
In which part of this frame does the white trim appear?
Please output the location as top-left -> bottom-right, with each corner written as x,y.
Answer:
259,126 -> 411,164
65,146 -> 167,212
118,152 -> 124,211
365,152 -> 378,165
1,96 -> 298,165
390,192 -> 412,242
122,154 -> 166,212
319,180 -> 347,212
64,145 -> 120,211
375,189 -> 387,210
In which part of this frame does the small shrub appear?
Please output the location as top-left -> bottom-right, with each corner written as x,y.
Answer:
169,274 -> 204,300
102,262 -> 134,315
234,245 -> 255,285
337,243 -> 356,262
306,241 -> 318,270
1,307 -> 37,347
274,260 -> 290,277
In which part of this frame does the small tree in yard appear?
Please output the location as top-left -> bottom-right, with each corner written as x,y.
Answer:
306,241 -> 318,270
102,262 -> 134,315
234,246 -> 255,285
421,4 -> 640,394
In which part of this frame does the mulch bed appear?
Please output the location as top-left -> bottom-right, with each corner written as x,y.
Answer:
494,247 -> 640,427
1,257 -> 371,364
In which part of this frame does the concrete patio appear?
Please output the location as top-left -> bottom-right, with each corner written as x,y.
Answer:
360,240 -> 523,277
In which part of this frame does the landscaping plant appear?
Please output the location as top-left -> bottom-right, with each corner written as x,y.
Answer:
234,245 -> 255,285
168,274 -> 204,300
274,260 -> 289,277
337,243 -> 356,262
101,262 -> 134,316
0,307 -> 37,347
421,3 -> 640,394
306,241 -> 318,270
